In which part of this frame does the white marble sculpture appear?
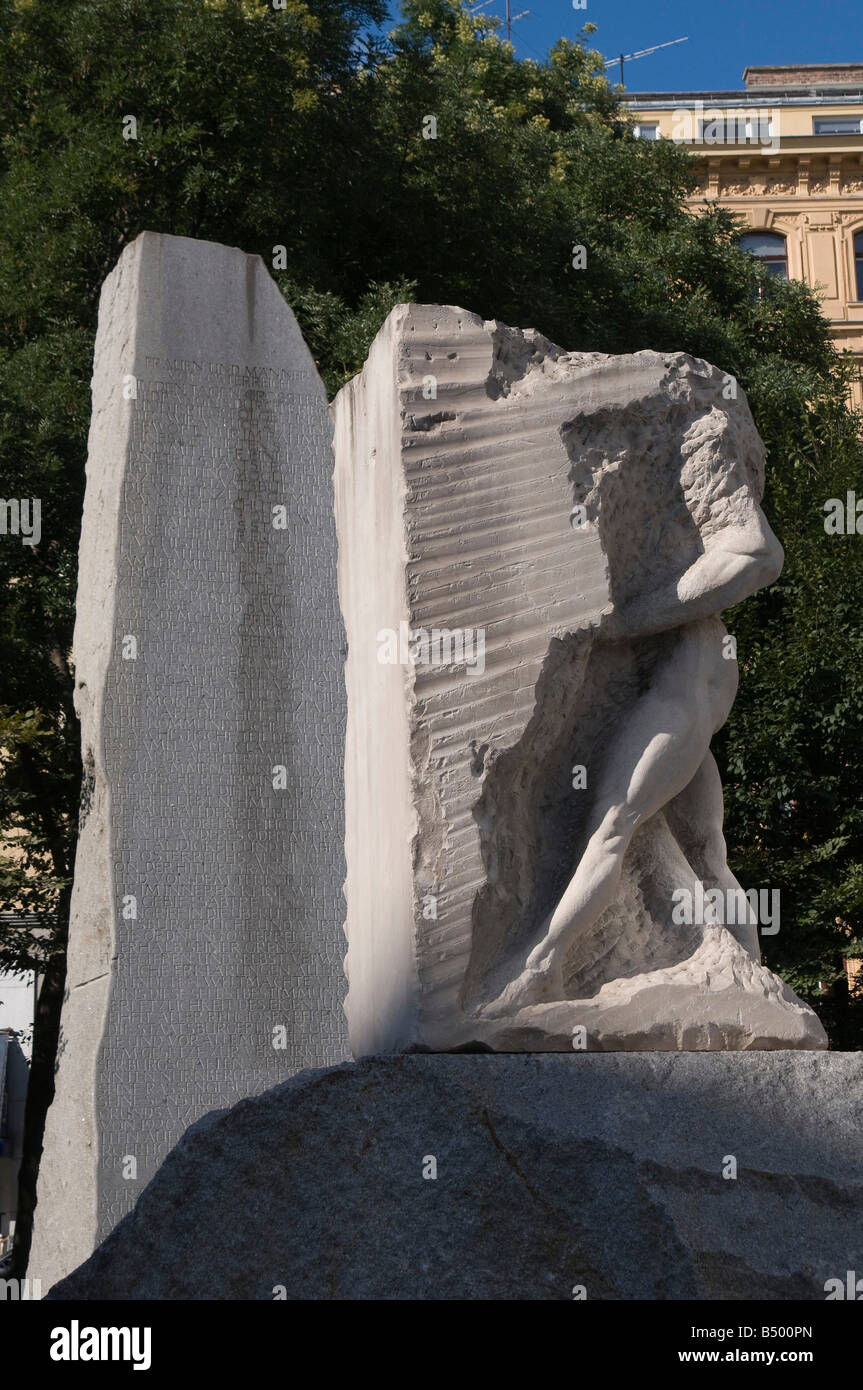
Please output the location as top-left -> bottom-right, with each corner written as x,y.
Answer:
333,305 -> 826,1053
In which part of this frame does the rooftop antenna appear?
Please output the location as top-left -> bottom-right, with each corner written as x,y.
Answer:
468,0 -> 529,45
605,36 -> 689,87
504,0 -> 530,45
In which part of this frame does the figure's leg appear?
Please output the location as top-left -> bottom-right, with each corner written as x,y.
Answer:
528,710 -> 706,969
482,664 -> 713,1015
665,752 -> 760,961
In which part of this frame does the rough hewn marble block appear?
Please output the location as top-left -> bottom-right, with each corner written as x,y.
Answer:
332,306 -> 825,1056
30,233 -> 349,1289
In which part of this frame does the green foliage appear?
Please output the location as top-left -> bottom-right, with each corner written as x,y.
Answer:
718,355 -> 863,1023
275,276 -> 419,395
1,0 -> 862,1040
0,0 -> 389,974
0,708 -> 73,972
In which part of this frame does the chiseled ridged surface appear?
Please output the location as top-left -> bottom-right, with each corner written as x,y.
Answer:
333,305 -> 824,1054
401,312 -> 611,1036
334,307 -> 615,1053
334,306 -> 603,1052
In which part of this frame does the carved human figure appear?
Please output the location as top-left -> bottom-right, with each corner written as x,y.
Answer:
482,489 -> 783,1018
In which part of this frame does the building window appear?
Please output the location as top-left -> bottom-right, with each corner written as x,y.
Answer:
697,116 -> 772,144
634,124 -> 659,140
813,116 -> 863,135
739,231 -> 788,280
856,232 -> 863,301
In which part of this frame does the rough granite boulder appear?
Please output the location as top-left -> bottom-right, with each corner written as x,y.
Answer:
46,1053 -> 863,1301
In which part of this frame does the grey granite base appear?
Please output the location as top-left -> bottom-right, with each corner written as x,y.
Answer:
46,1053 -> 862,1301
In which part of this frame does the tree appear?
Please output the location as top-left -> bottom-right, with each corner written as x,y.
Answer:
1,0 -> 861,1272
0,0 -> 392,1275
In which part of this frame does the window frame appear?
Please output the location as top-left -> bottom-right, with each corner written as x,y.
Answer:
738,230 -> 789,281
697,116 -> 773,144
813,116 -> 863,136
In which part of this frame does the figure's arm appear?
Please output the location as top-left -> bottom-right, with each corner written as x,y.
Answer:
603,513 -> 783,642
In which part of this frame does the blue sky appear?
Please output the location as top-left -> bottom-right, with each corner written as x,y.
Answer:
436,0 -> 863,92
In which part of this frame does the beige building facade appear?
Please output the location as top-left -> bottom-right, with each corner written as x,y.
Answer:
625,64 -> 863,403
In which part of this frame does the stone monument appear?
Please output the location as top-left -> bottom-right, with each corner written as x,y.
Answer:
29,232 -> 349,1290
45,1052 -> 862,1301
332,305 -> 826,1055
